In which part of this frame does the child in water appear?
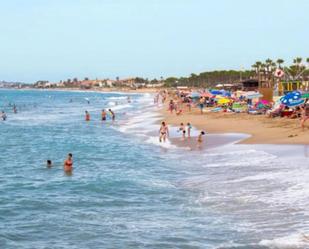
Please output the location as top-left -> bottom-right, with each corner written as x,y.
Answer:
197,131 -> 205,149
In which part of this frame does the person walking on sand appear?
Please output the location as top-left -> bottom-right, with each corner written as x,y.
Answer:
187,122 -> 192,138
300,103 -> 309,131
85,110 -> 90,121
197,131 -> 205,149
168,100 -> 174,114
178,122 -> 186,140
159,121 -> 169,142
64,153 -> 73,172
199,97 -> 205,114
109,109 -> 115,121
101,109 -> 107,121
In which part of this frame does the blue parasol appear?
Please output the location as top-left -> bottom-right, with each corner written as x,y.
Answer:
280,91 -> 304,107
210,90 -> 223,95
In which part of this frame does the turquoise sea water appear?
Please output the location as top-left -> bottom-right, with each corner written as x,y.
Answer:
1,89 -> 309,249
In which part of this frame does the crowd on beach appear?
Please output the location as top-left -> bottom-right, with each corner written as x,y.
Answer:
155,88 -> 309,147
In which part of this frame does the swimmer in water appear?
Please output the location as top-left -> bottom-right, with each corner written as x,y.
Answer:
127,96 -> 131,103
1,111 -> 7,121
108,109 -> 115,121
64,153 -> 73,172
159,121 -> 169,142
85,110 -> 90,121
101,109 -> 107,121
47,160 -> 52,168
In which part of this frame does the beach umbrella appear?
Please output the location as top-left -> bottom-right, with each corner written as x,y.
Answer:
210,90 -> 223,95
280,91 -> 304,107
219,89 -> 231,97
217,98 -> 231,104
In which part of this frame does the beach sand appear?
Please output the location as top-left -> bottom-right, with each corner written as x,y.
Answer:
160,104 -> 309,145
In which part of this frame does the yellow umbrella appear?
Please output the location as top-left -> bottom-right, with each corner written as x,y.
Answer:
217,98 -> 231,104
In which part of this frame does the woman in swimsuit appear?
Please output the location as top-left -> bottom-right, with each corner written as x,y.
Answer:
159,121 -> 169,142
64,153 -> 73,172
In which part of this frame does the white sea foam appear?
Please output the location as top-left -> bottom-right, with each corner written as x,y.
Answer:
259,233 -> 309,249
145,136 -> 177,149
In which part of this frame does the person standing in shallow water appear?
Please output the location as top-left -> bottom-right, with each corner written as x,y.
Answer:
108,109 -> 115,121
101,109 -> 107,121
64,153 -> 73,173
187,122 -> 192,138
159,121 -> 169,142
85,110 -> 90,121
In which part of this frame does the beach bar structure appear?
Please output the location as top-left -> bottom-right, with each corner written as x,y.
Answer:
278,81 -> 309,95
241,79 -> 259,91
241,79 -> 274,102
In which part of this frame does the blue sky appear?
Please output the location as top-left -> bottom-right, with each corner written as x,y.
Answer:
0,0 -> 308,82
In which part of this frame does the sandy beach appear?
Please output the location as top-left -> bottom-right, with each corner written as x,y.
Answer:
159,100 -> 309,145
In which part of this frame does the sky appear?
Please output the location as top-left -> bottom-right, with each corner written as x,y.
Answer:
0,0 -> 309,83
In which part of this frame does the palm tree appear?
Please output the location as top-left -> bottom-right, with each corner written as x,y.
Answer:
276,59 -> 284,69
306,58 -> 309,64
292,57 -> 305,78
293,57 -> 302,65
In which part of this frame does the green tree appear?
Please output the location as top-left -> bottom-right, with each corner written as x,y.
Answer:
276,59 -> 284,68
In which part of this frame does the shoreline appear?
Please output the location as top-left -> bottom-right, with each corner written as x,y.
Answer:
158,99 -> 309,146
3,87 -> 308,146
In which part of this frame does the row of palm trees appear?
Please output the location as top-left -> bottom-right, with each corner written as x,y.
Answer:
252,57 -> 309,81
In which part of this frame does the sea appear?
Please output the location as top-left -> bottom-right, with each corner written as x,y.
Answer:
0,89 -> 309,249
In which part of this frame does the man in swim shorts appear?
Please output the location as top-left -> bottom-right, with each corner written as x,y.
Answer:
101,109 -> 107,121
